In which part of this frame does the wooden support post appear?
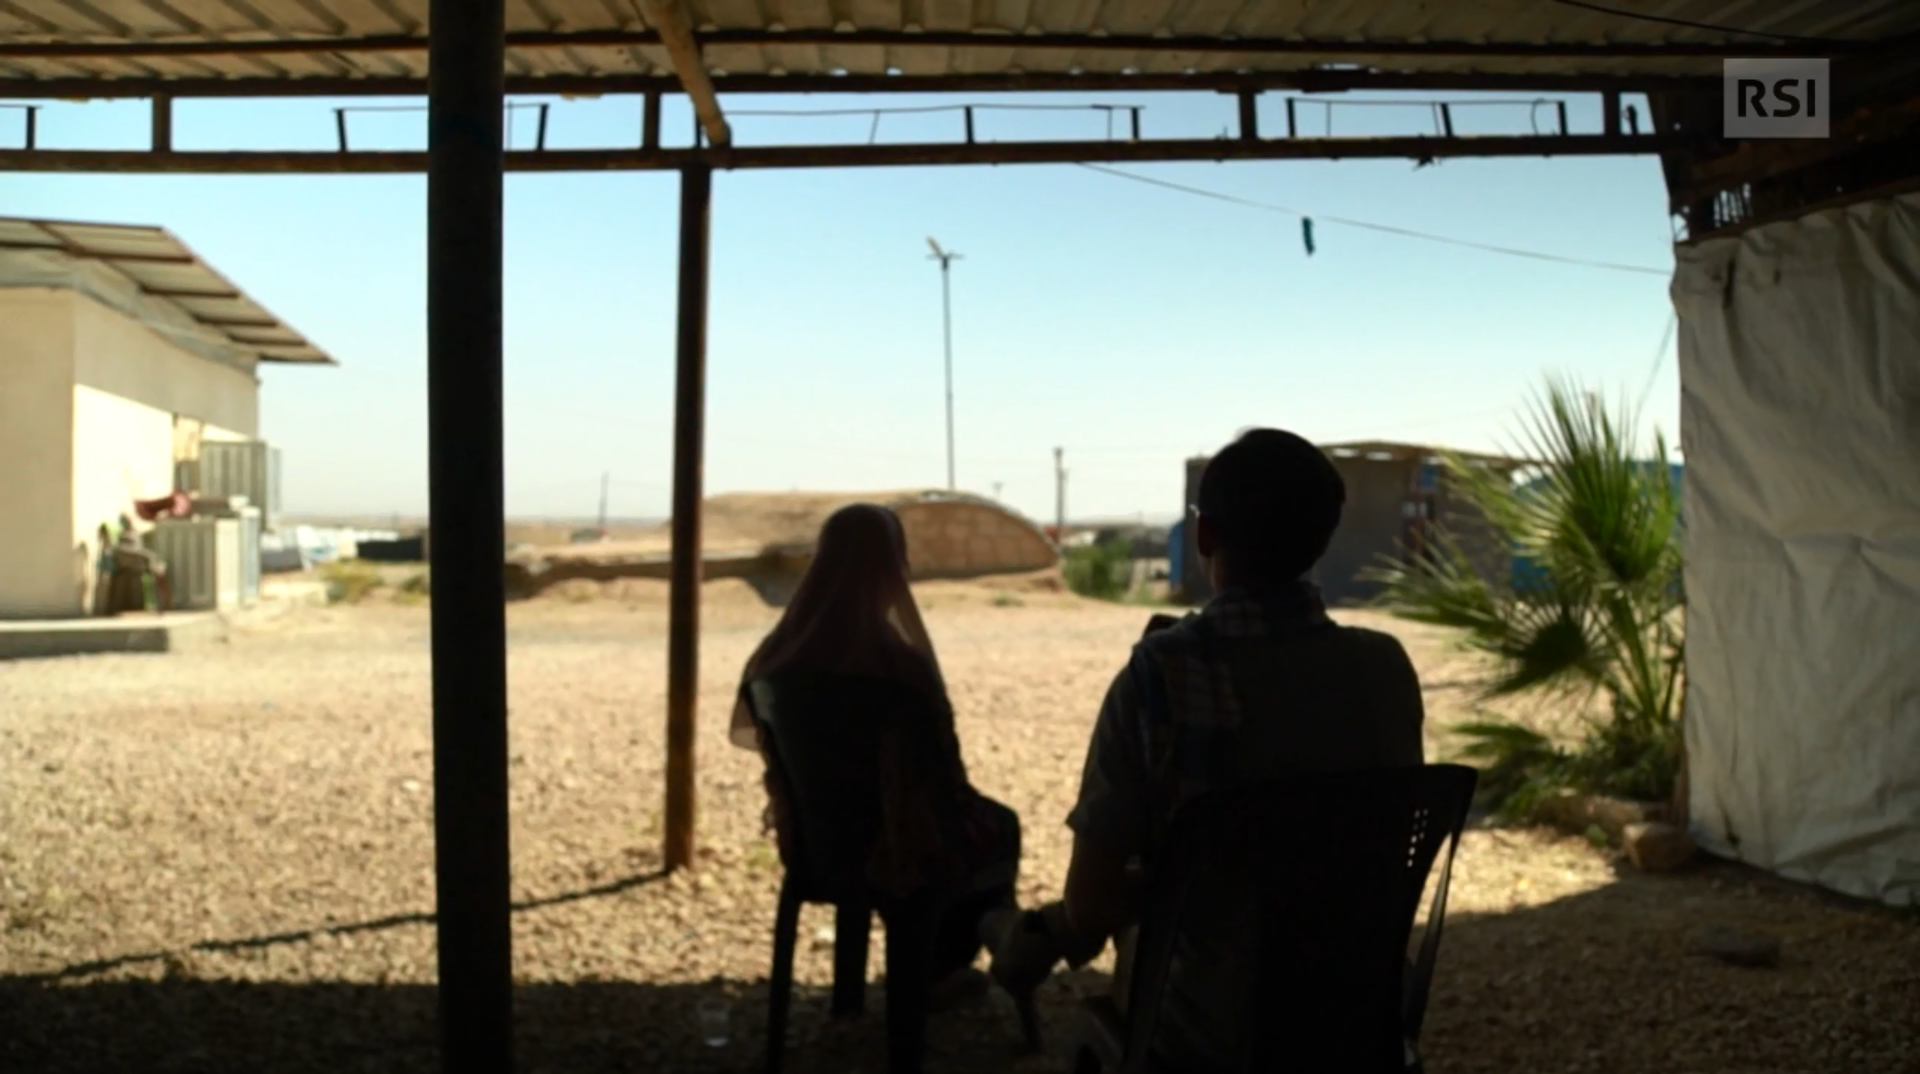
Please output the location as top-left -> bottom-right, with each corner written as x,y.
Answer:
426,0 -> 513,1070
1603,90 -> 1621,137
664,163 -> 713,873
151,95 -> 172,151
643,90 -> 662,149
1238,90 -> 1259,141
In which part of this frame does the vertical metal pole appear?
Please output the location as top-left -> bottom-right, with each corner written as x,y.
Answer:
1556,100 -> 1570,136
152,95 -> 172,152
664,164 -> 713,873
1286,97 -> 1297,139
335,108 -> 349,152
941,257 -> 956,491
1238,91 -> 1259,141
1054,447 -> 1066,536
964,106 -> 975,144
427,0 -> 512,1071
1603,91 -> 1622,137
536,103 -> 549,151
1439,103 -> 1455,138
643,91 -> 662,150
23,106 -> 36,150
1130,107 -> 1142,141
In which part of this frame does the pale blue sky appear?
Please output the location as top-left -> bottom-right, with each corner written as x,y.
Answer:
3,89 -> 1679,524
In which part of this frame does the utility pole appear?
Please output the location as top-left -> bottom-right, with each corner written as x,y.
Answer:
1054,447 -> 1067,536
597,472 -> 610,535
927,237 -> 961,491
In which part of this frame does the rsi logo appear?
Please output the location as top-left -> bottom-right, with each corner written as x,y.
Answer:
1734,77 -> 1819,119
1724,59 -> 1830,139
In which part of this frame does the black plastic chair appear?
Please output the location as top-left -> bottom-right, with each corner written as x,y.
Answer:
1075,764 -> 1478,1074
745,671 -> 969,1074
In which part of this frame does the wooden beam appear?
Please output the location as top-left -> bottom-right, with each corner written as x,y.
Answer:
637,0 -> 729,146
1686,94 -> 1920,191
664,164 -> 713,873
0,27 -> 1873,62
0,70 -> 1723,100
151,94 -> 171,151
424,0 -> 514,1070
0,133 -> 1682,174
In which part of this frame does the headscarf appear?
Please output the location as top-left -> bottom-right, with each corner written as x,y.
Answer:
730,503 -> 971,897
729,503 -> 945,749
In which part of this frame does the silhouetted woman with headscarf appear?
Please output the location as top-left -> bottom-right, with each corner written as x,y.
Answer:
731,503 -> 1021,1003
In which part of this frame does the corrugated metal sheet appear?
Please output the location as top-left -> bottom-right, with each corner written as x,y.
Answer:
200,440 -> 283,524
150,517 -> 243,612
0,1 -> 1913,86
0,217 -> 333,365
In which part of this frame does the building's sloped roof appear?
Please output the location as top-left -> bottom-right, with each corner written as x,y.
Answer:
0,217 -> 333,366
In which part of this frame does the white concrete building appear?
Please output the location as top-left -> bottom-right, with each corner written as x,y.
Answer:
0,218 -> 333,619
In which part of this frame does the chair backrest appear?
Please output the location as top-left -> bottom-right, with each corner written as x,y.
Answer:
744,670 -> 952,904
1119,764 -> 1478,1074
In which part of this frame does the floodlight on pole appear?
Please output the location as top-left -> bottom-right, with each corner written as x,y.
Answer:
927,236 -> 961,492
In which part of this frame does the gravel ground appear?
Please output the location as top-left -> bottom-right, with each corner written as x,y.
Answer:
3,583 -> 1915,1073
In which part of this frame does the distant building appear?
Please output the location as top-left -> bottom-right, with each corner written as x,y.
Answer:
0,218 -> 334,618
1177,441 -> 1525,606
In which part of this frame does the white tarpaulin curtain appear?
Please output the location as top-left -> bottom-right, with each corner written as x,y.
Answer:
1676,192 -> 1920,906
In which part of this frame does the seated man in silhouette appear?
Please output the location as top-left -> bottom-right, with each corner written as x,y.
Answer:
987,428 -> 1426,1069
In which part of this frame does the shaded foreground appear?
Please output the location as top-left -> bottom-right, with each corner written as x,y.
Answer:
3,583 -> 1915,1072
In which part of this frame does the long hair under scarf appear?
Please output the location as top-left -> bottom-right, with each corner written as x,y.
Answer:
729,503 -> 970,896
729,503 -> 945,749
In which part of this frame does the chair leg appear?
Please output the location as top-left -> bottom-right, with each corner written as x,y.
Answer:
832,902 -> 872,1017
879,895 -> 938,1074
765,882 -> 803,1074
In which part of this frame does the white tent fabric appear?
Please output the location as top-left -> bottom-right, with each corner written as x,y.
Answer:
1675,192 -> 1920,906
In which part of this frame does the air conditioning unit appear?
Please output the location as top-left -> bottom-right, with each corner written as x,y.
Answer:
199,441 -> 282,527
149,517 -> 243,611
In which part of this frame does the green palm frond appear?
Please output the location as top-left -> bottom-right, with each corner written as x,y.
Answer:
1376,377 -> 1685,812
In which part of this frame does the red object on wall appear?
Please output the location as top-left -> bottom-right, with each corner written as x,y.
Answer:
133,491 -> 192,522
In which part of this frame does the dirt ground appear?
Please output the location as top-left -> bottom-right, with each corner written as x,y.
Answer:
2,585 -> 1915,1073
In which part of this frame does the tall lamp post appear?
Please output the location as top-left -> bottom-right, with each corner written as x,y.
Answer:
927,237 -> 961,491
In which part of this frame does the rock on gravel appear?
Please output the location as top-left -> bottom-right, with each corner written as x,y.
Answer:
1621,821 -> 1697,873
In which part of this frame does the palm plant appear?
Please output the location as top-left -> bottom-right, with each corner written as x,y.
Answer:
1370,378 -> 1685,814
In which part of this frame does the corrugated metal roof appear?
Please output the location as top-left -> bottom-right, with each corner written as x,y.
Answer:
0,216 -> 335,365
0,1 -> 1912,87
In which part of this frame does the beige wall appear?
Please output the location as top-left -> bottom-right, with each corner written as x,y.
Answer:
73,292 -> 258,438
0,289 -> 79,618
72,381 -> 174,543
0,290 -> 262,619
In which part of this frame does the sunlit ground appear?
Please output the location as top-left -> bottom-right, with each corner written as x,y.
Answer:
3,582 -> 1914,1072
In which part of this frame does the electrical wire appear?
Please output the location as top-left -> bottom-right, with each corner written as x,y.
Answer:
1075,162 -> 1672,276
1543,0 -> 1845,46
1634,311 -> 1678,412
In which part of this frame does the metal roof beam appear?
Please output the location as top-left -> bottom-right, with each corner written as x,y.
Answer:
0,27 -> 1889,62
636,0 -> 730,147
0,132 -> 1682,174
0,70 -> 1722,100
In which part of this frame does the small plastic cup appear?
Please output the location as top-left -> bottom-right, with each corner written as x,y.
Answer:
696,998 -> 731,1049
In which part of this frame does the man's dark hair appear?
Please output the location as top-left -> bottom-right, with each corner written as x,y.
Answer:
1196,428 -> 1345,583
